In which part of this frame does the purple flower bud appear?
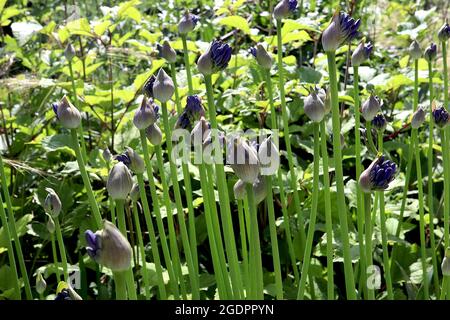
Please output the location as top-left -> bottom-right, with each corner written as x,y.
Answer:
197,40 -> 232,75
359,156 -> 397,193
424,43 -> 437,62
361,94 -> 381,121
304,90 -> 327,122
85,220 -> 132,272
175,95 -> 205,131
146,123 -> 163,146
273,0 -> 297,20
64,43 -> 76,61
258,136 -> 280,176
227,136 -> 260,184
432,103 -> 450,128
191,116 -> 210,147
44,187 -> 62,218
322,11 -> 361,52
233,175 -> 268,204
250,43 -> 273,70
106,162 -> 133,200
371,113 -> 387,132
178,10 -> 200,34
409,40 -> 422,60
438,20 -> 450,42
53,96 -> 81,129
143,75 -> 156,98
351,40 -> 373,66
153,68 -> 174,103
157,40 -> 177,63
116,147 -> 145,174
103,148 -> 112,162
130,183 -> 140,202
411,107 -> 426,129
133,96 -> 158,130
46,215 -> 55,234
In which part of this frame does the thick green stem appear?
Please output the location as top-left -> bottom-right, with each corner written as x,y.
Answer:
139,130 -> 180,299
265,69 -> 299,282
113,271 -> 127,300
237,199 -> 249,297
320,121 -> 334,299
204,75 -> 244,299
297,123 -> 320,299
50,233 -> 61,282
276,19 -> 305,257
364,192 -> 375,299
181,35 -> 194,94
54,218 -> 69,282
0,155 -> 32,299
161,104 -> 200,299
326,51 -> 356,299
69,129 -> 102,229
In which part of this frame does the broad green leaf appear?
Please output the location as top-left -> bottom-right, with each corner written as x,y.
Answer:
217,16 -> 250,34
0,214 -> 34,252
11,21 -> 42,45
41,134 -> 75,155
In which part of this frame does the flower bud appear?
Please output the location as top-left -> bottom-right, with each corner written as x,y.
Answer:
273,0 -> 297,20
157,40 -> 177,63
175,95 -> 205,131
36,271 -> 47,295
318,87 -> 331,114
442,248 -> 450,276
227,137 -> 260,184
438,20 -> 450,42
361,94 -> 381,121
249,43 -> 273,70
322,11 -> 361,52
411,107 -> 426,129
198,40 -> 232,75
116,147 -> 145,175
351,40 -> 373,66
371,113 -> 387,132
146,123 -> 163,146
103,147 -> 112,162
153,68 -> 174,103
304,91 -> 326,122
409,40 -> 422,60
258,136 -> 280,176
85,220 -> 132,272
46,215 -> 55,234
178,10 -> 200,34
359,156 -> 397,193
233,176 -> 268,204
64,43 -> 76,61
106,162 -> 133,200
432,101 -> 450,128
44,188 -> 62,218
130,183 -> 140,202
424,43 -> 437,62
52,96 -> 82,129
133,96 -> 158,130
143,75 -> 156,98
191,117 -> 210,146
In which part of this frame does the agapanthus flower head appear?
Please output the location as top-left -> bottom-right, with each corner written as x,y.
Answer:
178,10 -> 200,34
304,89 -> 327,122
143,75 -> 156,98
361,94 -> 381,121
52,95 -> 82,129
197,40 -> 232,75
273,0 -> 297,20
351,40 -> 373,66
116,147 -> 145,175
43,187 -> 62,218
175,95 -> 205,130
409,40 -> 422,60
233,175 -> 268,204
249,43 -> 273,70
146,123 -> 163,146
322,11 -> 361,52
153,68 -> 174,103
371,112 -> 387,132
226,136 -> 260,184
106,162 -> 133,200
438,20 -> 450,42
424,43 -> 437,62
432,101 -> 450,128
411,106 -> 426,129
85,220 -> 132,272
157,39 -> 177,63
359,156 -> 397,193
133,96 -> 158,130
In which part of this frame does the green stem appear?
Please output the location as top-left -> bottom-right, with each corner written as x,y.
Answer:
441,128 -> 450,299
0,155 -> 32,299
113,271 -> 127,300
246,183 -> 264,299
69,129 -> 102,229
326,51 -> 356,299
0,193 -> 21,299
139,130 -> 180,299
50,233 -> 61,282
181,34 -> 194,94
161,104 -> 200,299
115,199 -> 137,300
54,218 -> 69,282
276,19 -> 305,257
131,201 -> 151,299
265,69 -> 299,282
365,121 -> 378,154
427,60 -> 440,297
297,123 -> 320,299
237,199 -> 249,297
364,193 -> 375,299
204,75 -> 244,299
320,121 -> 334,299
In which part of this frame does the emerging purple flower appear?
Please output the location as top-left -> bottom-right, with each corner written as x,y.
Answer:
432,103 -> 450,128
351,40 -> 373,66
178,11 -> 200,34
424,43 -> 437,62
175,95 -> 206,130
143,75 -> 156,98
249,43 -> 273,69
249,47 -> 256,57
359,156 -> 397,193
273,0 -> 297,19
371,113 -> 387,132
322,11 -> 361,52
52,103 -> 59,119
438,20 -> 450,42
197,40 -> 233,75
85,230 -> 101,261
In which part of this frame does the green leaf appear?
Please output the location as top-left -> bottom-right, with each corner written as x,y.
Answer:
41,134 -> 75,155
0,214 -> 34,252
217,16 -> 250,34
